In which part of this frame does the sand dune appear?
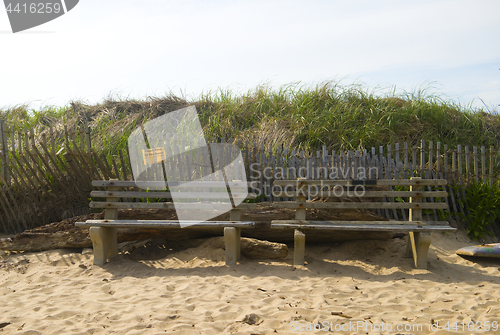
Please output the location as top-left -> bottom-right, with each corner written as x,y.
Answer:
1,230 -> 499,334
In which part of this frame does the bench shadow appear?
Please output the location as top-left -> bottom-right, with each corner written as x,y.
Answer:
94,239 -> 500,287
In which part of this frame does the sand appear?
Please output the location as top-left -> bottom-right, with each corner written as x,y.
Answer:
0,230 -> 499,335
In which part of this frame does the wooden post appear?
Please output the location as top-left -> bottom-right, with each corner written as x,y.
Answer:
0,120 -> 9,186
89,182 -> 119,266
224,226 -> 240,265
296,178 -> 307,221
387,144 -> 392,179
379,146 -> 384,179
406,177 -> 431,269
225,208 -> 242,264
294,229 -> 306,266
409,177 -> 422,224
293,177 -> 308,265
420,140 -> 425,174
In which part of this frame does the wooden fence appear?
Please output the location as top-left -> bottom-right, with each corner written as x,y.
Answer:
0,119 -> 499,233
0,121 -> 124,233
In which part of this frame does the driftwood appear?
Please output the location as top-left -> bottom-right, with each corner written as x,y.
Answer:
114,236 -> 289,261
202,236 -> 289,259
0,203 -> 393,252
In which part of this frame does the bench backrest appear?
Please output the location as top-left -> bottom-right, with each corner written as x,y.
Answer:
90,180 -> 258,211
272,178 -> 448,222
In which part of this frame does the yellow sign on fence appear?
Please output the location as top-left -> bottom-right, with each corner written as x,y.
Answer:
142,147 -> 166,165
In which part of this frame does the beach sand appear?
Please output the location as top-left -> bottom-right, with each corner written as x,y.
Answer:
1,230 -> 499,334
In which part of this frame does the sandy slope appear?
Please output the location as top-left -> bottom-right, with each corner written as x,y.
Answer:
0,230 -> 499,335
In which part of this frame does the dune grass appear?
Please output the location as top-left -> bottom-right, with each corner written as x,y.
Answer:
197,82 -> 499,153
1,82 -> 499,157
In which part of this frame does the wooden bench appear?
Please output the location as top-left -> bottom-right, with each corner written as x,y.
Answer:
76,180 -> 257,266
270,177 -> 456,269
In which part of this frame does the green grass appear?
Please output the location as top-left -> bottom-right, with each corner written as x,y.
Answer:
1,81 -> 499,158
451,180 -> 500,239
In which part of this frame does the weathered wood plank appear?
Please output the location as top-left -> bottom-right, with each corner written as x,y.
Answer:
420,140 -> 425,173
272,190 -> 448,198
271,220 -> 451,226
271,221 -> 455,231
273,179 -> 448,187
400,169 -> 409,221
272,202 -> 447,209
92,180 -> 258,188
77,220 -> 255,228
424,170 -> 439,220
90,201 -> 257,210
91,190 -> 256,199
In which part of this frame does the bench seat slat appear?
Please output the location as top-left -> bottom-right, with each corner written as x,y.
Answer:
273,202 -> 448,209
270,221 -> 456,231
273,179 -> 448,187
90,202 -> 257,210
76,220 -> 255,228
271,220 -> 451,226
270,224 -> 456,231
272,191 -> 448,198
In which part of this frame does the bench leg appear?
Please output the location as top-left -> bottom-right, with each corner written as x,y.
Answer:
406,232 -> 431,269
89,227 -> 118,266
224,227 -> 241,265
294,229 -> 306,266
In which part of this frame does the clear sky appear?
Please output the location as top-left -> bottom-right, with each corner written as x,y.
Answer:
1,0 -> 499,112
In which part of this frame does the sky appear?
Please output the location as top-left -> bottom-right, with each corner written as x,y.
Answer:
0,0 -> 499,112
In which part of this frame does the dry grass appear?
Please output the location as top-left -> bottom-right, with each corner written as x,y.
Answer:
1,81 -> 499,157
